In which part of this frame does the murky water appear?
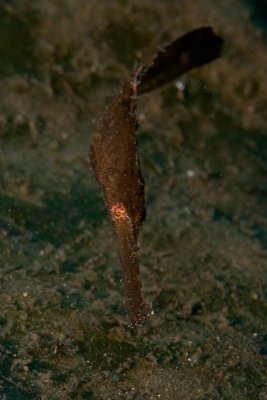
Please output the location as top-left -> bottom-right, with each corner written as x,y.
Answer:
0,1 -> 266,398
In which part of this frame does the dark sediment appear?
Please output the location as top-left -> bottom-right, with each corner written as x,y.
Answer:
0,0 -> 266,398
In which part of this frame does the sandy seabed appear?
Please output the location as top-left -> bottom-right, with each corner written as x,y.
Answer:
0,0 -> 266,399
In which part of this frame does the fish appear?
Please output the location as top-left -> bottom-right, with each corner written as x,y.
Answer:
89,27 -> 223,326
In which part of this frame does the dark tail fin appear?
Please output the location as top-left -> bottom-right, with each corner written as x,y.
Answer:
137,27 -> 223,94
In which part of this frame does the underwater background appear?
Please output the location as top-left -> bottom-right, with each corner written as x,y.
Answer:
0,0 -> 266,398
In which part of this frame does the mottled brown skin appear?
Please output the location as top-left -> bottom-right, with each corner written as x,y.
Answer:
90,27 -> 223,326
90,70 -> 145,235
90,69 -> 151,326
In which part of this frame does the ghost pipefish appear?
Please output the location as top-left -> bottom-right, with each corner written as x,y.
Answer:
90,70 -> 151,326
89,27 -> 223,326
